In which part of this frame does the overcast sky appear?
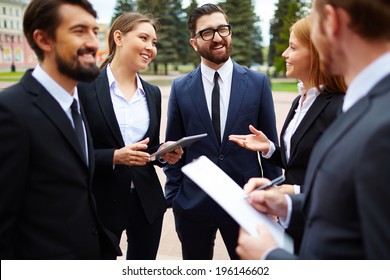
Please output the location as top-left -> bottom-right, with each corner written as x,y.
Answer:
88,0 -> 277,44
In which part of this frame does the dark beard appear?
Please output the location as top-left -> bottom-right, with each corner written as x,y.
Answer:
196,40 -> 232,65
56,52 -> 99,83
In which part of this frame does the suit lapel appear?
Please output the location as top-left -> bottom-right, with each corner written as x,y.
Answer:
22,73 -> 90,168
141,78 -> 158,140
189,68 -> 221,149
95,69 -> 125,147
303,74 -> 390,207
280,96 -> 300,166
303,97 -> 369,206
222,62 -> 247,149
289,94 -> 331,161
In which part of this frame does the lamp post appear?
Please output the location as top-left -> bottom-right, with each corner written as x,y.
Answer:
10,35 -> 16,72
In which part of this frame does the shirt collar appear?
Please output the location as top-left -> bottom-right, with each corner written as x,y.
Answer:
201,57 -> 233,84
106,64 -> 146,96
343,51 -> 390,112
32,64 -> 76,112
297,81 -> 321,98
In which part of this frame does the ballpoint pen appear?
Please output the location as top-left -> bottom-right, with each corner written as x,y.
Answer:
244,174 -> 285,199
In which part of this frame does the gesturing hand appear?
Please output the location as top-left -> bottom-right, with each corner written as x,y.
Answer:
229,125 -> 270,153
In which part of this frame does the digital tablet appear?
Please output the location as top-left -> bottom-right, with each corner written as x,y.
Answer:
150,133 -> 208,161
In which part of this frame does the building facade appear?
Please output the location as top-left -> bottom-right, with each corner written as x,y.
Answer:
0,0 -> 36,71
0,0 -> 110,71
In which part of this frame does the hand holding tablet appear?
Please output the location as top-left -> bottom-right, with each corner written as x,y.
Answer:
150,133 -> 207,161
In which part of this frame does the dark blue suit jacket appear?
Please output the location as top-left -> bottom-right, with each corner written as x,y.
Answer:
164,61 -> 281,221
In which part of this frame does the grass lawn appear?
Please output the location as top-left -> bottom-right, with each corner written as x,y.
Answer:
0,71 -> 24,82
270,82 -> 297,93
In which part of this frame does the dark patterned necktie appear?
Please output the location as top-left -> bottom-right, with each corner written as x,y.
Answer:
212,71 -> 221,145
71,99 -> 87,161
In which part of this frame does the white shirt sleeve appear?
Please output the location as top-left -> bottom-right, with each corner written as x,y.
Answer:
278,194 -> 292,228
261,141 -> 276,159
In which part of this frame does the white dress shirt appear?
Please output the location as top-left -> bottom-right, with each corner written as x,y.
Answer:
263,83 -> 320,194
106,65 -> 149,189
201,58 -> 233,142
106,65 -> 149,145
283,83 -> 320,163
343,51 -> 390,112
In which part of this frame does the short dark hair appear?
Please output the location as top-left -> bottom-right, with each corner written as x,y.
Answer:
314,0 -> 390,40
187,3 -> 229,38
23,0 -> 97,61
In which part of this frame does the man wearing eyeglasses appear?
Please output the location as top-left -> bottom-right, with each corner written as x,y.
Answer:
164,3 -> 281,260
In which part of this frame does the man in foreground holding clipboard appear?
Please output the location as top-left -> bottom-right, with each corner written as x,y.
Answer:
163,4 -> 281,260
237,0 -> 390,260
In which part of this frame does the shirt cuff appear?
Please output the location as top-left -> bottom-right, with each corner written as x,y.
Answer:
278,194 -> 292,228
293,184 -> 301,194
261,246 -> 280,260
261,141 -> 275,159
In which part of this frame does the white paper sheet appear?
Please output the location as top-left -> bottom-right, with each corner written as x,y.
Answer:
181,155 -> 293,253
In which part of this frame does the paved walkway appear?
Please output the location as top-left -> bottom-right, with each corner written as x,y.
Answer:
0,76 -> 297,260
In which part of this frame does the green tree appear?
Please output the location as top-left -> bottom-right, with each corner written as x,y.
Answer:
251,22 -> 264,65
111,0 -> 137,24
137,0 -> 186,75
268,0 -> 288,69
268,0 -> 310,76
219,0 -> 258,67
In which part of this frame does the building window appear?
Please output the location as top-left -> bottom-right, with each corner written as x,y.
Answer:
3,7 -> 6,15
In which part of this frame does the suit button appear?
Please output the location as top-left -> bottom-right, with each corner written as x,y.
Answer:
219,155 -> 224,161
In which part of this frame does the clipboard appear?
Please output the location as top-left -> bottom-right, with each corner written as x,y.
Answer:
181,155 -> 294,253
150,133 -> 208,161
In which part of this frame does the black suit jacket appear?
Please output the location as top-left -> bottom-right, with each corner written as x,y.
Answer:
268,74 -> 390,259
78,68 -> 166,230
0,70 -> 119,259
267,91 -> 344,187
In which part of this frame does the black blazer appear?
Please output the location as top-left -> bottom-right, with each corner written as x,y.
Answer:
267,91 -> 344,188
78,68 -> 166,230
0,70 -> 119,259
269,74 -> 390,259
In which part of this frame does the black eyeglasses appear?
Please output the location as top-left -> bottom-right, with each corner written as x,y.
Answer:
194,24 -> 231,41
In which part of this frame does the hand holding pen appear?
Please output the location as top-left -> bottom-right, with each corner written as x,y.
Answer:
244,175 -> 285,199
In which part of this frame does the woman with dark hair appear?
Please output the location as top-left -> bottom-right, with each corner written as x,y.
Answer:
78,12 -> 182,260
